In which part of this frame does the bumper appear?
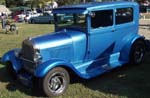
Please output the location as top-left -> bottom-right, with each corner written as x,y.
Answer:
17,70 -> 33,87
2,49 -> 37,87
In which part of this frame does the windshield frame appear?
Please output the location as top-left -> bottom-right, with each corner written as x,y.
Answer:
54,13 -> 88,32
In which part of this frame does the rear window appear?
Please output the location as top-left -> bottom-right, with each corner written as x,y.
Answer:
91,10 -> 113,28
115,8 -> 133,25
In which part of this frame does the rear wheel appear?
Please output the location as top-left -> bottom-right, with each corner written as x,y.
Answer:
130,40 -> 146,64
31,20 -> 35,24
49,21 -> 52,24
40,67 -> 70,97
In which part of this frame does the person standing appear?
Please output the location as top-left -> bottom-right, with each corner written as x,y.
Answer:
1,12 -> 6,29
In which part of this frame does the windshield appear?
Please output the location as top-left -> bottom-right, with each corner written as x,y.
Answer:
55,13 -> 87,32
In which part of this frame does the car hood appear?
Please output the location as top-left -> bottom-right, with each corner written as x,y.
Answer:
30,29 -> 86,50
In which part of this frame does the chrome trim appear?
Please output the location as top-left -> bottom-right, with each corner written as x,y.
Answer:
20,57 -> 35,63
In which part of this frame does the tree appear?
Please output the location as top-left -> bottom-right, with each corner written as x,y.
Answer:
56,0 -> 92,6
0,0 -> 5,5
5,0 -> 15,7
30,0 -> 45,8
5,0 -> 27,7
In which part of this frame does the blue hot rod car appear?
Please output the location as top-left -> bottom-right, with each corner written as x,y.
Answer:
1,1 -> 149,97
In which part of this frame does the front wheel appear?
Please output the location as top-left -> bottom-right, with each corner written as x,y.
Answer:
40,67 -> 70,97
130,40 -> 146,64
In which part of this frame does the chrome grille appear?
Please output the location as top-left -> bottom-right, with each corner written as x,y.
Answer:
22,39 -> 34,61
21,39 -> 36,73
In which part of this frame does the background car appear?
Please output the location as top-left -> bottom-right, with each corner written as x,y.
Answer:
29,12 -> 54,24
15,11 -> 40,22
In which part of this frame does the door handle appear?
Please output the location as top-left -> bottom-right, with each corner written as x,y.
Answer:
111,29 -> 116,32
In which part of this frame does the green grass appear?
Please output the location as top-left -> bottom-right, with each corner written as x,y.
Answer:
140,13 -> 150,19
0,0 -> 5,5
144,14 -> 150,19
0,23 -> 150,98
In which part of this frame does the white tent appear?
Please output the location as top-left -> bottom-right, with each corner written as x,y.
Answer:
0,5 -> 11,16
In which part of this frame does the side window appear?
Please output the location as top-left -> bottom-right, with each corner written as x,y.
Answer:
91,10 -> 113,29
115,8 -> 133,25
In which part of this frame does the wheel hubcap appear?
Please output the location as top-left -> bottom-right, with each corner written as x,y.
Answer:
134,47 -> 144,63
48,73 -> 65,93
50,76 -> 61,90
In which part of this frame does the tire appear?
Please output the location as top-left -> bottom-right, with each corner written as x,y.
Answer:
40,67 -> 70,97
6,62 -> 16,79
130,40 -> 146,64
31,20 -> 35,24
49,21 -> 52,24
49,20 -> 54,24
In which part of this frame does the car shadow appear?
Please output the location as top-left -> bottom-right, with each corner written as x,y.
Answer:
0,52 -> 150,98
78,52 -> 150,98
0,57 -> 43,97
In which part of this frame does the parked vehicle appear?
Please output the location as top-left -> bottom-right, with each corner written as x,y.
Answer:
2,1 -> 149,97
15,11 -> 41,22
29,12 -> 54,24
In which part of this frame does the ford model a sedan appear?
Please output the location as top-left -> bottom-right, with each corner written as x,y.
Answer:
2,1 -> 147,97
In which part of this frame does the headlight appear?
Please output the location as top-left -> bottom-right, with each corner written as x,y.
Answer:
14,49 -> 21,57
33,49 -> 42,63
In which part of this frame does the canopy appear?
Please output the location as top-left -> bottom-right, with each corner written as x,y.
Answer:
0,5 -> 11,15
11,6 -> 31,12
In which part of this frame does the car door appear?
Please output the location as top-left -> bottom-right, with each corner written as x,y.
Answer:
41,13 -> 52,23
39,13 -> 47,23
88,9 -> 116,64
36,13 -> 47,23
114,7 -> 135,52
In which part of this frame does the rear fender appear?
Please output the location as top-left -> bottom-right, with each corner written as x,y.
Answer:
35,59 -> 78,78
119,35 -> 145,62
1,49 -> 23,72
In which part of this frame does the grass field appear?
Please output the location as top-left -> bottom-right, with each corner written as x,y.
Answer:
140,13 -> 150,19
0,23 -> 150,98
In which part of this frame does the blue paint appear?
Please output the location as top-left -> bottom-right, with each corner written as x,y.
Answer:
2,49 -> 23,72
2,1 -> 146,84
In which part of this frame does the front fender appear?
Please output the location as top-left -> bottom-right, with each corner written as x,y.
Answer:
35,59 -> 76,78
120,35 -> 145,62
1,49 -> 23,72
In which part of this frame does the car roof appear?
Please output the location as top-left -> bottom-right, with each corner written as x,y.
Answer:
53,1 -> 138,14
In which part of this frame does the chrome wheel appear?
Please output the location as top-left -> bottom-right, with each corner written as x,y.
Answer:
48,72 -> 66,94
41,67 -> 70,97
